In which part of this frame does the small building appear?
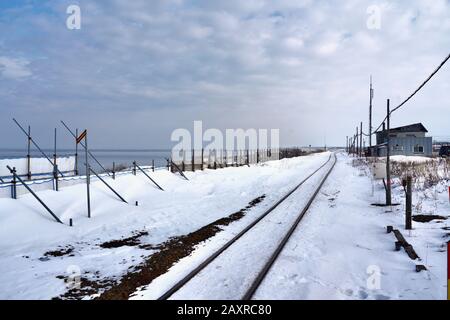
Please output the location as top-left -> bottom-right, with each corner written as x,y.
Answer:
368,123 -> 433,157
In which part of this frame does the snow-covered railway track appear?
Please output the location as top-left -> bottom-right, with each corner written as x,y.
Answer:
157,153 -> 337,300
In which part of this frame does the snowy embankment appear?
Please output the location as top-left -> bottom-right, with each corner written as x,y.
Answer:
0,152 -> 331,299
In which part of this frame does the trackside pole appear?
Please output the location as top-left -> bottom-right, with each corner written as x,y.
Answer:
75,128 -> 79,175
386,99 -> 392,206
133,161 -> 164,191
89,167 -> 127,203
166,158 -> 189,180
7,165 -> 62,224
27,125 -> 31,180
85,132 -> 91,218
13,118 -> 65,177
60,120 -> 111,177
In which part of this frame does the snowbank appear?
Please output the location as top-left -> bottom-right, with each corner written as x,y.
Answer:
389,155 -> 435,163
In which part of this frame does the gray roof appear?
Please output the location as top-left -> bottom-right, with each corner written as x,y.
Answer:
376,122 -> 428,133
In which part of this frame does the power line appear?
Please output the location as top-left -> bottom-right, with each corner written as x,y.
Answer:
370,52 -> 450,135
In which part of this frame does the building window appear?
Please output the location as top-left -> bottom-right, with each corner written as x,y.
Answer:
392,144 -> 403,151
413,144 -> 424,153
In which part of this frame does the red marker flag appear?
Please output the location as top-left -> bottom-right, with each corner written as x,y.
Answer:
76,129 -> 87,144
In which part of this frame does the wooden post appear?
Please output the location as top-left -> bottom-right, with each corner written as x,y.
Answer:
27,125 -> 31,180
192,149 -> 195,172
356,126 -> 359,157
133,161 -> 137,175
152,159 -> 155,172
405,176 -> 412,230
386,99 -> 392,206
257,149 -> 259,163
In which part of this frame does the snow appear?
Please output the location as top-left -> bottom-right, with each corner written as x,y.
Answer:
134,153 -> 448,300
0,151 -> 447,300
0,152 -> 331,299
388,155 -> 436,163
252,154 -> 448,300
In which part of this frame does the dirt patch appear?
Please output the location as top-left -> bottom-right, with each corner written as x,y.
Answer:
55,194 -> 265,300
43,245 -> 75,258
100,231 -> 149,249
412,215 -> 447,223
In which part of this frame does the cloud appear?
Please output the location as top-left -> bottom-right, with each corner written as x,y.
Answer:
0,56 -> 32,79
0,0 -> 449,148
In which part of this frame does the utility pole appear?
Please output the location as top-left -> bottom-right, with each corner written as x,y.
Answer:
386,99 -> 392,206
85,132 -> 91,218
369,76 -> 373,147
360,121 -> 363,157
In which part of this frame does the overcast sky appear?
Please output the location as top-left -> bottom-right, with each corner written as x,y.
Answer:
0,0 -> 449,149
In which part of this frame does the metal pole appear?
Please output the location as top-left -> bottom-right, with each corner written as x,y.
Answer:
346,136 -> 348,153
13,118 -> 65,177
360,122 -> 363,157
12,167 -> 17,199
386,99 -> 392,206
53,128 -> 57,167
75,128 -> 79,175
369,76 -> 373,147
89,167 -> 128,203
27,125 -> 31,180
60,120 -> 111,176
134,162 -> 164,191
7,165 -> 62,224
201,148 -> 204,170
112,161 -> 115,180
85,132 -> 91,218
54,164 -> 59,191
53,128 -> 58,191
356,126 -> 359,157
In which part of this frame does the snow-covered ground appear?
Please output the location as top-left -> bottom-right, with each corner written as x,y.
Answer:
253,153 -> 448,300
0,152 -> 331,299
131,153 -> 448,300
0,151 -> 447,300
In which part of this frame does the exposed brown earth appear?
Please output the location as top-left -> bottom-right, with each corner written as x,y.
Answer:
54,194 -> 265,300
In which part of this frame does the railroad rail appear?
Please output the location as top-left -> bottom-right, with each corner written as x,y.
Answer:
157,153 -> 337,300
